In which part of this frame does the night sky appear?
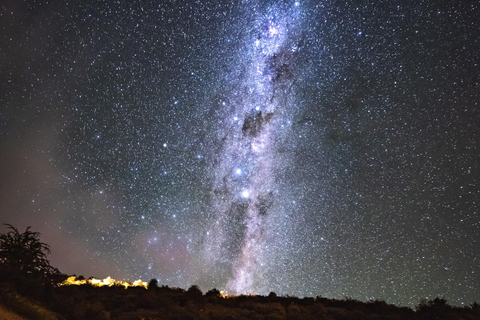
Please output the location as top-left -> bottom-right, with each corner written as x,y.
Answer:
1,0 -> 479,307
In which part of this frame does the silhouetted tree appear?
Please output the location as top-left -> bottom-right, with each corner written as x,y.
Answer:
186,285 -> 203,301
416,297 -> 449,312
148,278 -> 158,290
206,288 -> 221,297
0,224 -> 58,278
416,297 -> 453,320
471,301 -> 480,316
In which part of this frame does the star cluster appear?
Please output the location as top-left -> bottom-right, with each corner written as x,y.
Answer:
0,0 -> 479,307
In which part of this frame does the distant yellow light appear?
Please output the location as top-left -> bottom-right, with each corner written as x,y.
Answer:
59,276 -> 148,289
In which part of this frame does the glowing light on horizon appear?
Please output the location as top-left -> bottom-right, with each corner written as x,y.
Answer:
59,276 -> 149,289
60,276 -> 232,298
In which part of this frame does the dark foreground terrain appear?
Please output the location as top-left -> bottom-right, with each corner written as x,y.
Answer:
0,274 -> 479,320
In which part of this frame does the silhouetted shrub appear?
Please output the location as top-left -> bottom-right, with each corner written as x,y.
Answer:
416,297 -> 454,320
186,285 -> 203,302
301,297 -> 315,306
416,297 -> 449,312
268,291 -> 278,301
0,224 -> 59,279
148,278 -> 158,290
206,288 -> 221,297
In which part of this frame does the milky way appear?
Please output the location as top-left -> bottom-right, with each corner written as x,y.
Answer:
1,0 -> 479,307
202,2 -> 304,295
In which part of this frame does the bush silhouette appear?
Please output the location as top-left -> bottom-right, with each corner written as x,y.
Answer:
268,291 -> 278,300
416,297 -> 454,320
0,224 -> 58,279
148,278 -> 158,290
206,288 -> 221,297
186,285 -> 203,301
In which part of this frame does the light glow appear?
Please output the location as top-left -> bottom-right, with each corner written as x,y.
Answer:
59,276 -> 149,289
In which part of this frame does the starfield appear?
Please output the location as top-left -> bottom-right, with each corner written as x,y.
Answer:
1,0 -> 479,312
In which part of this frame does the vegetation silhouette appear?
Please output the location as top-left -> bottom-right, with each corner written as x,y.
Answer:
0,223 -> 59,278
148,278 -> 159,290
1,224 -> 479,320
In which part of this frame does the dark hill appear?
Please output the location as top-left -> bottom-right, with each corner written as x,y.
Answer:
1,275 -> 479,320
